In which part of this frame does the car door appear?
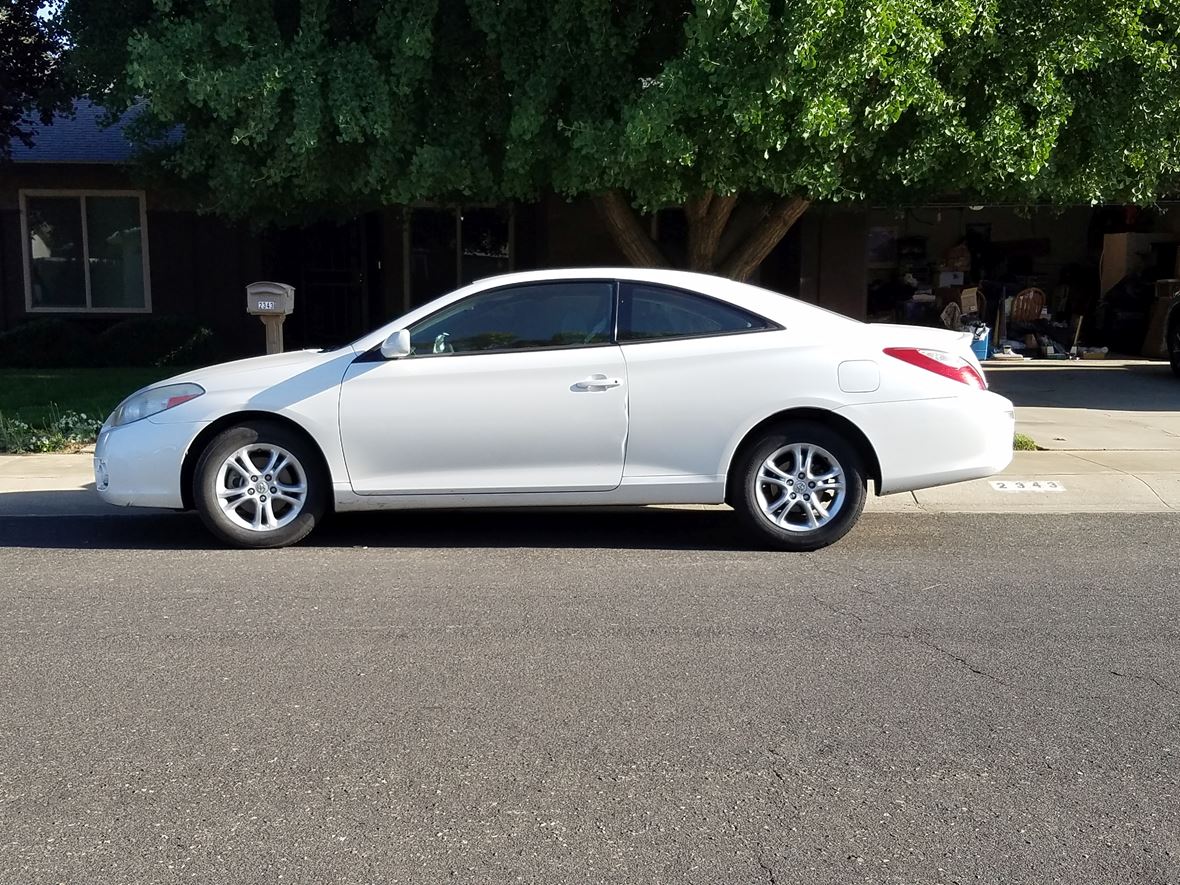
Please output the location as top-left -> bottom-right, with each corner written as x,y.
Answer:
338,280 -> 628,494
616,281 -> 784,480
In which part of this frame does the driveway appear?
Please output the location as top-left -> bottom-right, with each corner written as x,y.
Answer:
987,360 -> 1180,450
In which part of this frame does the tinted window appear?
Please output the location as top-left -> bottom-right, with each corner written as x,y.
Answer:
408,282 -> 614,355
618,284 -> 770,342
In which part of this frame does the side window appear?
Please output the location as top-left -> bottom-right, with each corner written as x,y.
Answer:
618,284 -> 771,342
408,281 -> 614,355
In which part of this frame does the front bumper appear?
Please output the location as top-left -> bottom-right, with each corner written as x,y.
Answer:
94,418 -> 209,509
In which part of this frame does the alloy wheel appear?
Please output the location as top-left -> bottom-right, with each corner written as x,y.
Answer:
215,444 -> 308,532
754,443 -> 846,532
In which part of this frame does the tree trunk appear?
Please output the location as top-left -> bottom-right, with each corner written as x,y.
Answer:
592,189 -> 670,269
685,190 -> 738,273
717,196 -> 810,281
593,189 -> 809,282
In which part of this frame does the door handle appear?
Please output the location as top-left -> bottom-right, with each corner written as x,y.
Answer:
573,374 -> 623,390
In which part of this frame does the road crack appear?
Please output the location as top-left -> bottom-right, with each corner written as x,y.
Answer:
915,638 -> 1014,689
757,853 -> 780,885
809,593 -> 865,625
1109,669 -> 1180,697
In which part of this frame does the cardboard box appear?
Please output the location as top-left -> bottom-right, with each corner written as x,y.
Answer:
959,287 -> 980,314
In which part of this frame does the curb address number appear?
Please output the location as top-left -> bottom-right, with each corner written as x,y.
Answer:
989,480 -> 1066,493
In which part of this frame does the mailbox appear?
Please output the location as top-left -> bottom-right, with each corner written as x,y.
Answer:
246,281 -> 294,316
246,281 -> 295,354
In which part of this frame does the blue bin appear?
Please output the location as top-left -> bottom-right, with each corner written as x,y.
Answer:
971,332 -> 990,361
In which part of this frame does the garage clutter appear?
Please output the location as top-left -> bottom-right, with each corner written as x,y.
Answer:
866,206 -> 1180,361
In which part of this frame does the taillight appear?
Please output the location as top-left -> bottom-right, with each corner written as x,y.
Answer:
884,347 -> 986,389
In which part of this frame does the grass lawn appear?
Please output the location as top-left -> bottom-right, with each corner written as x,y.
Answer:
0,367 -> 183,426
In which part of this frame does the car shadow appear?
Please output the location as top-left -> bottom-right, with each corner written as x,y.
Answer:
0,500 -> 756,552
986,363 -> 1180,411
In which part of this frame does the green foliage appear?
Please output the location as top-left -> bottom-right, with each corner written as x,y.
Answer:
94,316 -> 218,367
0,408 -> 103,453
0,0 -> 73,158
68,0 -> 1180,216
1013,432 -> 1040,451
0,319 -> 96,368
0,316 -> 217,369
156,326 -> 217,368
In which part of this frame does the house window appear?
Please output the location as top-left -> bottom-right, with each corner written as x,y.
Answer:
21,190 -> 151,312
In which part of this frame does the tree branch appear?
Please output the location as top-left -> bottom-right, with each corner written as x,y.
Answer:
592,189 -> 670,268
718,196 -> 810,281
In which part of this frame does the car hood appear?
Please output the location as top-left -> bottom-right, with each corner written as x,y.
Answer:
161,347 -> 356,393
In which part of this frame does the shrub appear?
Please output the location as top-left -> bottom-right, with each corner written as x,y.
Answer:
156,325 -> 219,367
94,316 -> 219,367
0,408 -> 103,453
0,319 -> 96,368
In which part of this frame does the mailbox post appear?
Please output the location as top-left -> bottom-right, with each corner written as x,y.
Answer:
246,281 -> 294,354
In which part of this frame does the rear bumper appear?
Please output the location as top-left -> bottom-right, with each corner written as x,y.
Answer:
839,391 -> 1015,495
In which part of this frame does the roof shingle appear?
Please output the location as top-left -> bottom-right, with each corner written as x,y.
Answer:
9,100 -> 141,164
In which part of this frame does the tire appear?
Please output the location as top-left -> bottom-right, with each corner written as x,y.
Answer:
193,421 -> 328,548
732,420 -> 868,552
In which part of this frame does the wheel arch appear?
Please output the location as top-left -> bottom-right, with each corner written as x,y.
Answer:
180,411 -> 335,511
724,407 -> 883,503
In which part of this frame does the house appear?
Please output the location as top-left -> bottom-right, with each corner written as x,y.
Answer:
3,101 -> 1176,359
0,101 -> 869,357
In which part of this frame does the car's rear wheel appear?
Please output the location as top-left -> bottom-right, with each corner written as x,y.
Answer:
193,421 -> 327,548
732,421 -> 867,551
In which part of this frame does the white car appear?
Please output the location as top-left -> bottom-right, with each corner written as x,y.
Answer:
95,268 -> 1014,550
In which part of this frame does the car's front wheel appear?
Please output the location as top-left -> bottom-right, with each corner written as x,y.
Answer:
732,420 -> 868,552
193,421 -> 327,548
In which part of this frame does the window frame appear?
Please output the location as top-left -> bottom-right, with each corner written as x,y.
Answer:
19,189 -> 153,314
616,281 -> 781,344
398,278 -> 621,360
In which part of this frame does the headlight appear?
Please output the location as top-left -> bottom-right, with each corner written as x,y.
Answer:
110,383 -> 205,427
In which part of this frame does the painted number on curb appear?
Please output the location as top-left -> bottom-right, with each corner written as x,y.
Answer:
989,480 -> 1066,493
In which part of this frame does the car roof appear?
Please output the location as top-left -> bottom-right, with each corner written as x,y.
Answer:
352,267 -> 858,352
463,267 -> 759,295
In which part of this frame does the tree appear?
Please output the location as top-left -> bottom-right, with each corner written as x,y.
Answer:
0,0 -> 72,159
67,0 -> 1180,279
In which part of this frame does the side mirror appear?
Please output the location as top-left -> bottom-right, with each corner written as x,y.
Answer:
380,329 -> 411,359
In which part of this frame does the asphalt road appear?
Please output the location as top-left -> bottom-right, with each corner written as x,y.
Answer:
2,509 -> 1179,885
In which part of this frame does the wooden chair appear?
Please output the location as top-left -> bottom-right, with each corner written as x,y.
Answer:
1010,287 -> 1046,324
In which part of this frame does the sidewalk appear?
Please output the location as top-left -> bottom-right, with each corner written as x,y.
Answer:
987,359 -> 1180,450
2,360 -> 1179,518
0,453 -> 116,516
867,449 -> 1180,514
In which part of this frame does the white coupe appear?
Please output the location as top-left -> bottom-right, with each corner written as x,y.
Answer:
95,269 -> 1014,549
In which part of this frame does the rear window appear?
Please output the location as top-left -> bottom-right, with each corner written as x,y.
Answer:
618,283 -> 772,342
